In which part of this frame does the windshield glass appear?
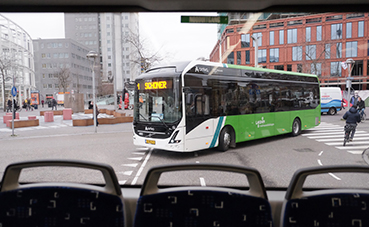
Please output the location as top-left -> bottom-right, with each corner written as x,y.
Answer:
135,76 -> 182,123
0,12 -> 368,190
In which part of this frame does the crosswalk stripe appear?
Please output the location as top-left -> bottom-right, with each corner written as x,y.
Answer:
304,123 -> 368,155
317,137 -> 369,142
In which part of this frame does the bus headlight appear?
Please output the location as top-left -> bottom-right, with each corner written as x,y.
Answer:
169,130 -> 181,144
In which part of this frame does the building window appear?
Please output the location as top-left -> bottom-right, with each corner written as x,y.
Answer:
358,21 -> 364,37
317,26 -> 322,41
48,84 -> 53,88
336,43 -> 342,58
252,32 -> 262,47
292,46 -> 302,61
287,28 -> 297,44
269,48 -> 279,62
331,23 -> 342,40
227,52 -> 234,64
287,65 -> 292,71
305,45 -> 316,60
279,30 -> 284,44
325,43 -> 331,59
241,34 -> 250,47
306,27 -> 311,42
297,64 -> 302,73
258,49 -> 267,63
311,63 -> 322,76
274,65 -> 284,70
237,51 -> 241,65
346,41 -> 358,57
330,62 -> 342,77
270,31 -> 274,45
346,22 -> 352,39
245,50 -> 250,64
352,60 -> 363,76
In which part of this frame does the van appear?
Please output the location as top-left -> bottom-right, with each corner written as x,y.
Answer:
320,87 -> 342,115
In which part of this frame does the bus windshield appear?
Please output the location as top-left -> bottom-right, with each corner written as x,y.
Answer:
135,78 -> 182,123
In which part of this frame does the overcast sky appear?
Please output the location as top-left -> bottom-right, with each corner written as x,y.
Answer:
1,12 -> 218,62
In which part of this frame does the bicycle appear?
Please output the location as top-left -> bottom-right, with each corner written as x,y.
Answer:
343,124 -> 356,146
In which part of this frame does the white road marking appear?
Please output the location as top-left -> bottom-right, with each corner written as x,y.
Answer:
317,159 -> 323,166
122,163 -> 139,167
132,152 -> 146,155
326,141 -> 369,146
119,180 -> 127,185
317,137 -> 369,142
128,157 -> 143,161
200,177 -> 206,186
347,151 -> 364,154
329,173 -> 341,180
131,149 -> 153,185
318,151 -> 324,156
335,146 -> 369,150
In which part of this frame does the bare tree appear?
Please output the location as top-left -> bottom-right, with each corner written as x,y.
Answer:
0,50 -> 20,110
124,30 -> 163,72
54,67 -> 71,93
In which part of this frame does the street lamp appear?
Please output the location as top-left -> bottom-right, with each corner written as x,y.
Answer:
86,50 -> 98,133
251,34 -> 261,67
346,58 -> 355,104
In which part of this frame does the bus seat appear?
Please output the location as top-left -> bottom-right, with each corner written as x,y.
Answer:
281,166 -> 369,227
0,160 -> 125,227
133,164 -> 274,227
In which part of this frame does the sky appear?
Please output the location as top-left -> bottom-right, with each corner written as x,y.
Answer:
1,12 -> 218,62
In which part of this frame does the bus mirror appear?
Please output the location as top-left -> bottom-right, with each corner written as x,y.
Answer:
183,87 -> 191,93
186,93 -> 193,105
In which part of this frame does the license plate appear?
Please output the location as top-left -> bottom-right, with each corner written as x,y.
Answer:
145,139 -> 156,145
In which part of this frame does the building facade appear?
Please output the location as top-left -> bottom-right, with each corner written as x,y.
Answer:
33,38 -> 96,102
210,13 -> 369,90
0,14 -> 35,109
64,13 -> 140,93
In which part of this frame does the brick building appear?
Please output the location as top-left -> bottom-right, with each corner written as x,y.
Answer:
209,13 -> 369,90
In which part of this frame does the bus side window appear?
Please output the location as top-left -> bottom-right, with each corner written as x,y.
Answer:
203,95 -> 210,115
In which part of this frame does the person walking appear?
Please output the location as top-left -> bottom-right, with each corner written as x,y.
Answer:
7,98 -> 12,112
350,91 -> 360,107
41,99 -> 44,108
52,98 -> 57,110
343,105 -> 361,141
91,102 -> 99,126
357,96 -> 365,118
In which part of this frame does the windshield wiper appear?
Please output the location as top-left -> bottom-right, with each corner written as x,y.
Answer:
139,113 -> 148,121
150,115 -> 170,129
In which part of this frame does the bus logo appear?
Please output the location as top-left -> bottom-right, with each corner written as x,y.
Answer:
145,126 -> 155,131
255,117 -> 274,128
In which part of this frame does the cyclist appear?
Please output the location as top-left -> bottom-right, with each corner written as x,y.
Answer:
343,105 -> 361,141
357,96 -> 365,118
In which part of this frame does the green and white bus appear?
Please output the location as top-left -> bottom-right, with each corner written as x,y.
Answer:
133,61 -> 321,152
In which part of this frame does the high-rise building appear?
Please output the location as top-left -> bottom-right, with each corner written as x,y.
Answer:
65,13 -> 140,93
0,14 -> 35,109
33,38 -> 95,102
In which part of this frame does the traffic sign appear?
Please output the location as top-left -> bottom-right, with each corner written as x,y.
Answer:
11,86 -> 17,97
181,16 -> 228,24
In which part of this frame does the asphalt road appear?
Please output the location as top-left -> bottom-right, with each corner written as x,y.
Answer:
0,107 -> 368,189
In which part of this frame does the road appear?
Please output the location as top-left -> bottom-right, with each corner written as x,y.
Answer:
0,107 -> 368,188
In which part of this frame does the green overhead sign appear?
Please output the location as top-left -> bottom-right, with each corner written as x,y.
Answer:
181,16 -> 228,24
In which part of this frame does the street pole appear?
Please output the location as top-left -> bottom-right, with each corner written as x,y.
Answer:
251,34 -> 261,67
87,51 -> 98,133
346,58 -> 355,106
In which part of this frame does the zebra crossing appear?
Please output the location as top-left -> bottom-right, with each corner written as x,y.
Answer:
303,122 -> 369,154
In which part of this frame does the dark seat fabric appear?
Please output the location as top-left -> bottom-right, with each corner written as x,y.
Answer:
0,186 -> 124,227
134,190 -> 273,227
283,193 -> 369,227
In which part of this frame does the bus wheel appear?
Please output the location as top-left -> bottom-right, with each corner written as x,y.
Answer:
218,127 -> 232,152
291,118 -> 301,137
328,107 -> 336,115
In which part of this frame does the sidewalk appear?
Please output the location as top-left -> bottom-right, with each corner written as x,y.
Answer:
0,105 -> 134,139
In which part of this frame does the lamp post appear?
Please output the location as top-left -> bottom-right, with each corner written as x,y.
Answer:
346,58 -> 355,105
86,51 -> 98,133
251,34 -> 261,67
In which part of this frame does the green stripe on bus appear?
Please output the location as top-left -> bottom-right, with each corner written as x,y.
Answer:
210,116 -> 224,148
